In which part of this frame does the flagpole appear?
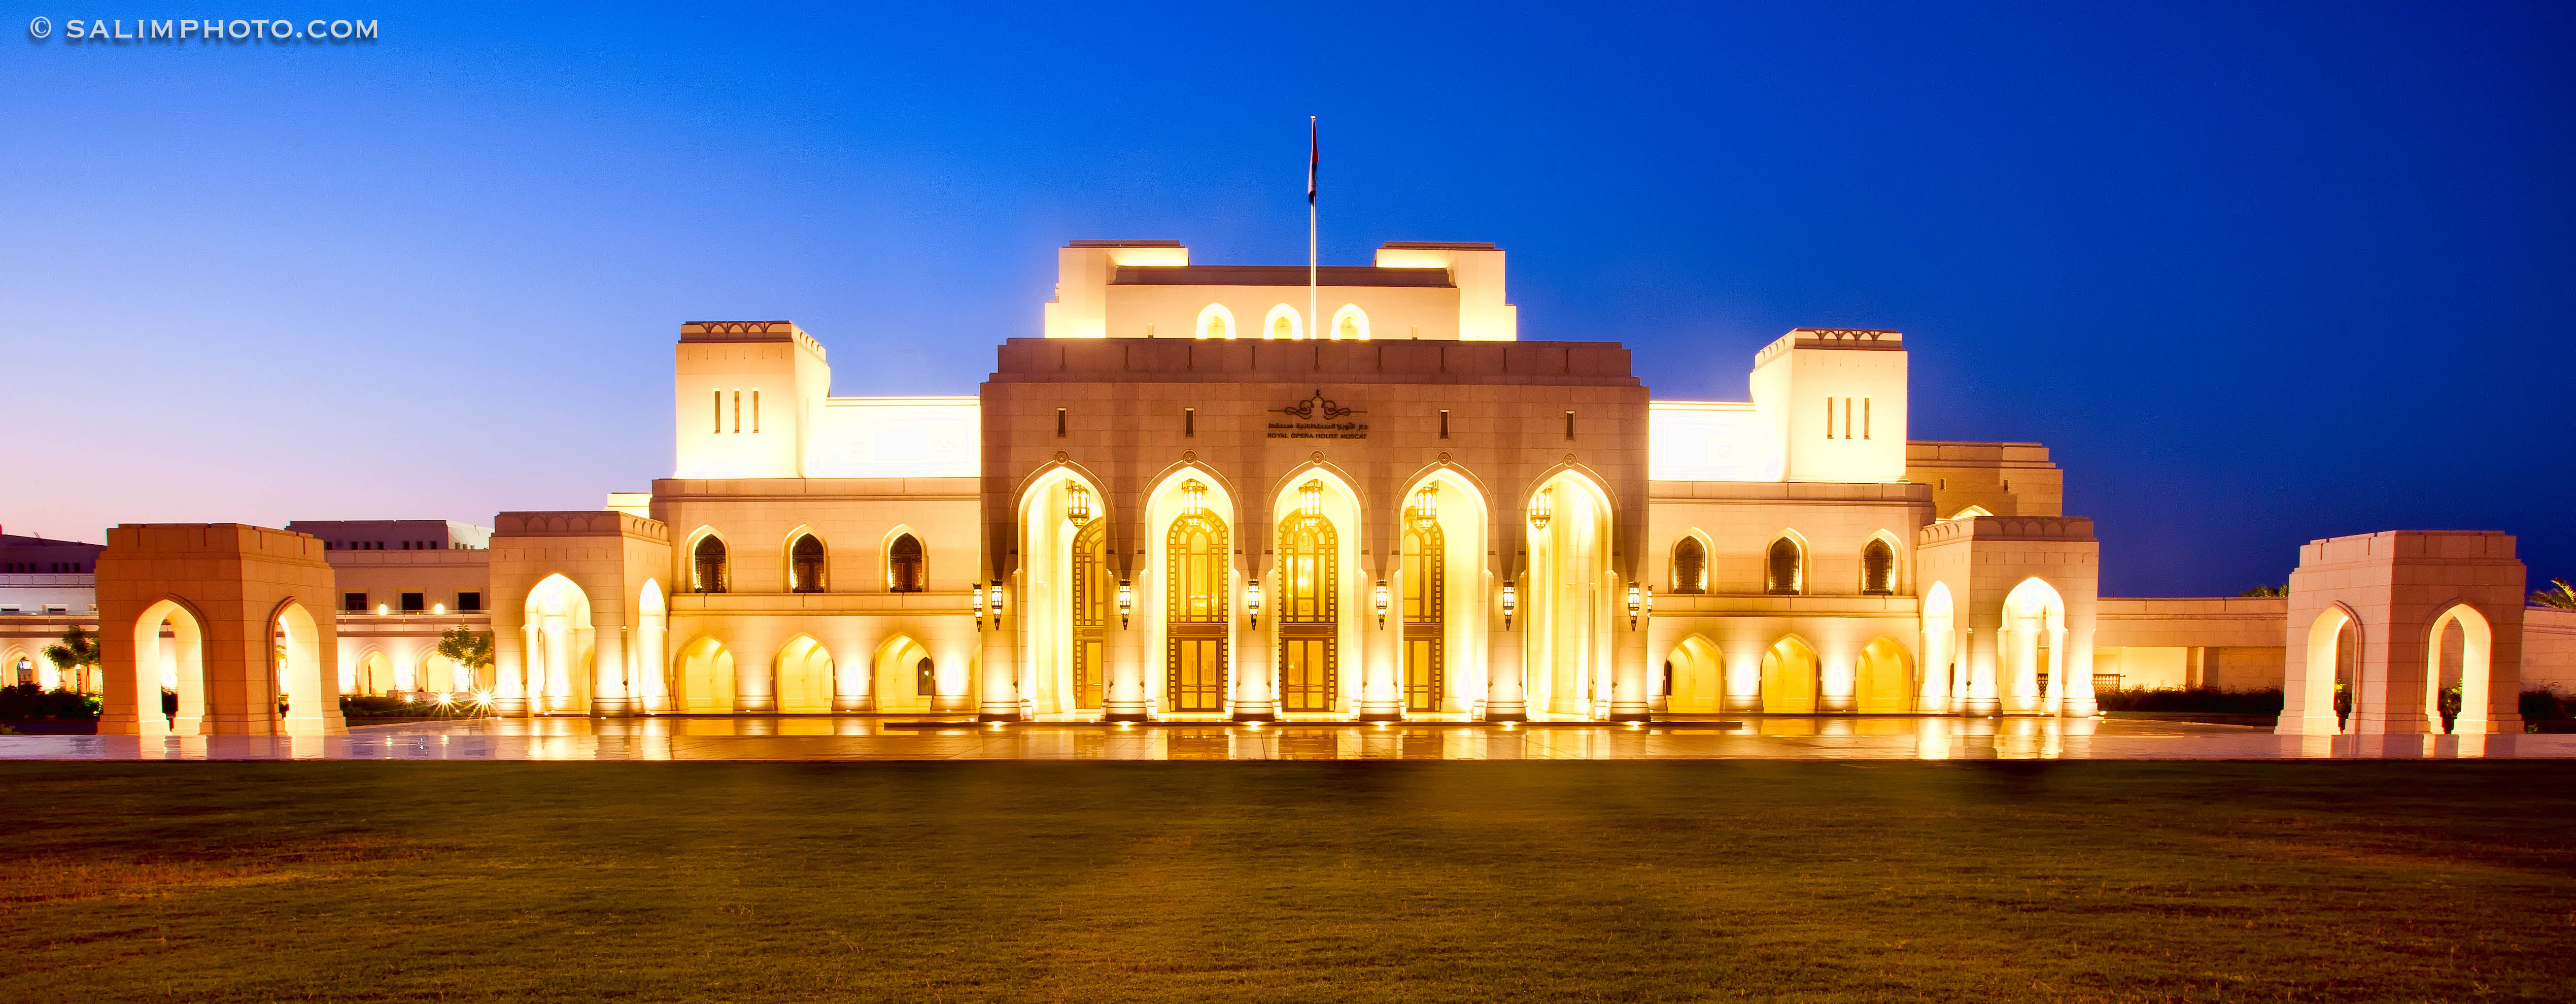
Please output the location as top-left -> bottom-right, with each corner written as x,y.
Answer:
1308,116 -> 1317,342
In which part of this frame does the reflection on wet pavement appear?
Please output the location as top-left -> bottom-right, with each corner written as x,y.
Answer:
6,714 -> 2572,761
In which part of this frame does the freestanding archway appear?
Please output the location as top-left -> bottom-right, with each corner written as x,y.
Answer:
94,523 -> 345,737
2278,530 -> 2526,737
1999,578 -> 2067,715
519,574 -> 595,715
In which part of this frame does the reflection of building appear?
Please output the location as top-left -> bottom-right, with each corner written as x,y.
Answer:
31,239 -> 2576,737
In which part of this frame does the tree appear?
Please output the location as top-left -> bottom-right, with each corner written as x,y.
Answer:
2532,578 -> 2576,611
42,625 -> 100,693
2240,584 -> 2287,597
435,627 -> 495,690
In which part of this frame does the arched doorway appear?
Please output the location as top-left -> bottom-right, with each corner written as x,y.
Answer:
674,637 -> 735,713
272,601 -> 332,734
1018,468 -> 1106,717
522,574 -> 594,714
1276,486 -> 1342,714
1070,518 -> 1110,712
1759,636 -> 1819,713
1399,497 -> 1442,714
133,598 -> 206,736
1166,485 -> 1230,714
1526,471 -> 1615,718
1664,635 -> 1724,713
2000,578 -> 2067,715
1398,470 -> 1488,718
636,580 -> 669,712
775,635 -> 835,713
2425,604 -> 2494,735
1854,637 -> 1914,714
871,635 -> 934,714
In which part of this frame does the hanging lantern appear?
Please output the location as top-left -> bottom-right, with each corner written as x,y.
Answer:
1116,580 -> 1134,628
1528,490 -> 1552,530
1245,579 -> 1263,627
1182,479 -> 1207,516
1299,479 -> 1324,518
1373,580 -> 1390,627
1065,482 -> 1092,526
1412,484 -> 1439,528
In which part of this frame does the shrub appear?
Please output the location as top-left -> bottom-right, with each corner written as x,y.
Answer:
0,683 -> 104,723
338,694 -> 486,719
2094,686 -> 2285,714
2523,687 -> 2573,722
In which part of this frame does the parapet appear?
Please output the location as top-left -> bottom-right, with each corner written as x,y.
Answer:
679,321 -> 825,360
492,511 -> 670,542
1755,328 -> 1903,365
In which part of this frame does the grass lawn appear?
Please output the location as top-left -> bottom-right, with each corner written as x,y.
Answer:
6,761 -> 2574,1002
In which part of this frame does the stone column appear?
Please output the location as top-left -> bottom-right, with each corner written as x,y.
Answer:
833,630 -> 875,712
496,625 -> 532,716
1233,567 -> 1277,721
2064,625 -> 2098,716
2005,622 -> 2040,714
593,622 -> 635,717
979,580 -> 1021,720
1964,626 -> 1999,715
638,619 -> 669,713
1609,583 -> 1651,720
1918,625 -> 1950,713
1817,644 -> 1857,714
2040,624 -> 2065,716
1105,619 -> 1149,722
734,627 -> 776,713
1484,578 -> 1527,721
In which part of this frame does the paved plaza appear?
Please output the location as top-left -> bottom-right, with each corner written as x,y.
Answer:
7,715 -> 2571,761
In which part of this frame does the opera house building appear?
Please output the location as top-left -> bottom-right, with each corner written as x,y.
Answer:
6,239 -> 2569,735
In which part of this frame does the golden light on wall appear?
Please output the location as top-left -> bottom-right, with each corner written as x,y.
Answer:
1065,482 -> 1092,525
1182,479 -> 1208,516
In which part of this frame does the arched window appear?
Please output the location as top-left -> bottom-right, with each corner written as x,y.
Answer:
692,537 -> 728,594
1766,537 -> 1802,595
915,656 -> 936,696
789,534 -> 827,593
1861,539 -> 1896,595
1671,537 -> 1706,594
887,534 -> 926,593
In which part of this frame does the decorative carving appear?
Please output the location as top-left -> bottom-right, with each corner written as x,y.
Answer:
1274,389 -> 1363,420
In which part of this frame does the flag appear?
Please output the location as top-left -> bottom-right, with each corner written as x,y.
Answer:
1307,117 -> 1319,205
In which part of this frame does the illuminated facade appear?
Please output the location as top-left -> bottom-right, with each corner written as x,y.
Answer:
28,238 -> 2573,735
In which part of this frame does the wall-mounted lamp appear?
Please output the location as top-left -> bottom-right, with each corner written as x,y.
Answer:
1245,579 -> 1263,627
1527,491 -> 1552,530
1065,482 -> 1092,526
1411,484 -> 1438,528
988,582 -> 1006,631
973,587 -> 985,628
1374,580 -> 1390,628
375,603 -> 389,616
1116,580 -> 1133,628
1502,583 -> 1516,630
432,603 -> 445,615
1644,584 -> 1654,619
1626,584 -> 1643,629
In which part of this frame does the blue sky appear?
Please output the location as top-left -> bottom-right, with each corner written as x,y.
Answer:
3,2 -> 2570,596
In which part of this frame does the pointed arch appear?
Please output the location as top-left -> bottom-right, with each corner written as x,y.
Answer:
1663,633 -> 1724,713
1397,463 -> 1491,717
2297,604 -> 2359,734
1525,467 -> 1617,717
684,528 -> 730,594
268,598 -> 332,734
1330,303 -> 1369,341
1263,303 -> 1304,341
1856,637 -> 1915,713
634,578 -> 669,711
1147,465 -> 1238,715
673,635 -> 736,713
2426,601 -> 2495,735
1860,531 -> 1903,595
1765,530 -> 1809,595
870,634 -> 936,712
774,634 -> 835,713
1669,531 -> 1710,594
1760,634 -> 1821,714
784,526 -> 828,593
886,533 -> 926,593
130,597 -> 208,736
1195,302 -> 1237,341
